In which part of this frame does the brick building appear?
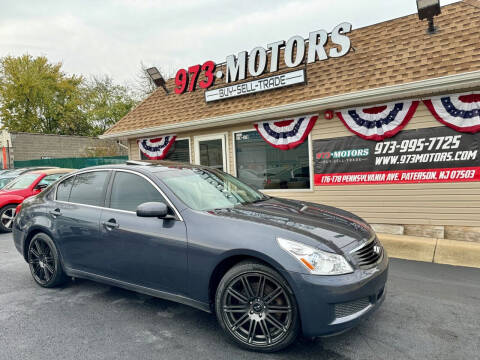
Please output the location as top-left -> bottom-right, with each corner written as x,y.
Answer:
0,130 -> 127,168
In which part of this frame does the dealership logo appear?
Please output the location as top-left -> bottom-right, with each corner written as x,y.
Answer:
223,22 -> 352,83
175,22 -> 353,97
316,148 -> 369,160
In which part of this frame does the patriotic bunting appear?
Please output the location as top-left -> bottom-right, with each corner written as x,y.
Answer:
336,101 -> 419,141
138,135 -> 176,160
423,92 -> 480,133
254,114 -> 318,150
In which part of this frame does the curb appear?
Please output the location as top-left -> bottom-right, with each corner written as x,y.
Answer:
377,233 -> 480,269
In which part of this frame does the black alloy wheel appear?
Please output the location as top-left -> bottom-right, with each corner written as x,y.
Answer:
215,261 -> 299,352
27,233 -> 67,288
0,204 -> 17,232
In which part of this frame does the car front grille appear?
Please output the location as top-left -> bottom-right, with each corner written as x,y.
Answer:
334,297 -> 371,319
351,236 -> 383,269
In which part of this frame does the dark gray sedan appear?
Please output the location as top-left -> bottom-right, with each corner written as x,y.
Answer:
13,161 -> 388,352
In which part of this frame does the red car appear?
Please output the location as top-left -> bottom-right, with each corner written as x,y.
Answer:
0,168 -> 74,232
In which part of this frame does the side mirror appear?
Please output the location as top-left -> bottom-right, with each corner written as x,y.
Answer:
136,202 -> 170,218
34,183 -> 48,191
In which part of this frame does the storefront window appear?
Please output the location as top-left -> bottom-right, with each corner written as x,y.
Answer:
141,138 -> 190,162
235,131 -> 310,189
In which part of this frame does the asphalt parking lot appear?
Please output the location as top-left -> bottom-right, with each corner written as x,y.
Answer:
1,232 -> 479,360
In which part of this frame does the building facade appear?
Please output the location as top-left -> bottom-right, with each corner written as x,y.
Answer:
101,1 -> 480,241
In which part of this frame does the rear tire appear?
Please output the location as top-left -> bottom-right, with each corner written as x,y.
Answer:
215,261 -> 300,352
27,233 -> 67,288
0,204 -> 17,233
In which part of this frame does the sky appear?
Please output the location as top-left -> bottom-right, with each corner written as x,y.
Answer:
0,0 -> 461,87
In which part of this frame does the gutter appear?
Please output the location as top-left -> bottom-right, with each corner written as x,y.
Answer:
100,70 -> 480,140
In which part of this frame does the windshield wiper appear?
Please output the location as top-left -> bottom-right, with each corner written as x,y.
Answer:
244,197 -> 269,205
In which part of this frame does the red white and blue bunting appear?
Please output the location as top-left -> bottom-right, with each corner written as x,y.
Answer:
254,114 -> 318,150
336,101 -> 419,141
138,135 -> 177,160
423,92 -> 480,133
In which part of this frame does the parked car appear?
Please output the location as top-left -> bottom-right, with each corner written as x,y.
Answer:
264,165 -> 310,189
13,162 -> 388,352
0,167 -> 59,190
0,175 -> 16,189
237,168 -> 265,189
0,168 -> 74,232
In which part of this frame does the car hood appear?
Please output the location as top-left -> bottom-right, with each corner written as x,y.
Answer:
209,197 -> 373,250
0,189 -> 26,197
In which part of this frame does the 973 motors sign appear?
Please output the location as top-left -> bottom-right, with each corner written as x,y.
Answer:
173,23 -> 352,102
313,127 -> 480,185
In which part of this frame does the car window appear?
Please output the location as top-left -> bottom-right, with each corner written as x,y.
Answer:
38,174 -> 63,187
2,174 -> 40,190
109,171 -> 166,212
56,176 -> 75,201
69,171 -> 109,206
0,177 -> 15,189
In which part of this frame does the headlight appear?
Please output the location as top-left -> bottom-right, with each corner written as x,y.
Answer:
277,238 -> 353,275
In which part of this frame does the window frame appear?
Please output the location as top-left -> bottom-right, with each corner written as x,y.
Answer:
106,170 -> 168,214
231,127 -> 314,193
138,137 -> 192,163
54,174 -> 76,202
55,170 -> 112,208
53,168 -> 183,221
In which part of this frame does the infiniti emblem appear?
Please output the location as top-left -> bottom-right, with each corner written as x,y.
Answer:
373,245 -> 381,255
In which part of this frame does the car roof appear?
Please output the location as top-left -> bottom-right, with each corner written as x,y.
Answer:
29,168 -> 76,175
69,161 -> 208,174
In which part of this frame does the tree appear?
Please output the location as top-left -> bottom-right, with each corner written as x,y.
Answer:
0,55 -> 90,135
135,61 -> 157,98
0,54 -> 138,137
134,61 -> 176,99
82,76 -> 137,136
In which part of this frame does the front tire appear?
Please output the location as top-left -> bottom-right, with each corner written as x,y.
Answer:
0,204 -> 17,232
27,233 -> 67,288
215,261 -> 300,352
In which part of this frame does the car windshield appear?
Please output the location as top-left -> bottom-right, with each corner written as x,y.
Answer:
159,167 -> 268,211
2,173 -> 40,190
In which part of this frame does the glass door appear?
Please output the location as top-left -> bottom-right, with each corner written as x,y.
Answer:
194,134 -> 227,171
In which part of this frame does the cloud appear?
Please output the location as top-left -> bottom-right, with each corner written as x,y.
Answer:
0,0 -> 461,86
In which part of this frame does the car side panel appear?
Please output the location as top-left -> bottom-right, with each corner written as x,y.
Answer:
13,197 -> 51,258
182,209 -> 310,305
97,208 -> 188,295
46,199 -> 103,272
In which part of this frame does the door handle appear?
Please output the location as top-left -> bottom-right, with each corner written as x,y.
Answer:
102,219 -> 119,230
49,209 -> 61,218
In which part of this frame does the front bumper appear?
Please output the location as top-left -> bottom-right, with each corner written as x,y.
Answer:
286,251 -> 389,337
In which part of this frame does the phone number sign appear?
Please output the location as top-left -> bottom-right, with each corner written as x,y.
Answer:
313,126 -> 480,185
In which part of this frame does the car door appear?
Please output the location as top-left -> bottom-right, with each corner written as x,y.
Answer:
50,170 -> 111,273
98,170 -> 188,295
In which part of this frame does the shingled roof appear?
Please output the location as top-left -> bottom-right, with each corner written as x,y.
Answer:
105,1 -> 480,137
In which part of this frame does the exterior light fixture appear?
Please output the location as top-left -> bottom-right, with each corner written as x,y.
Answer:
324,110 -> 334,120
416,0 -> 441,34
146,67 -> 169,94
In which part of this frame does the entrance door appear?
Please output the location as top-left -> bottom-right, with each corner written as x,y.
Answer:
194,134 -> 227,171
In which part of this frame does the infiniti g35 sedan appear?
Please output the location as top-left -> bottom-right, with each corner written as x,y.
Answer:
13,161 -> 388,352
